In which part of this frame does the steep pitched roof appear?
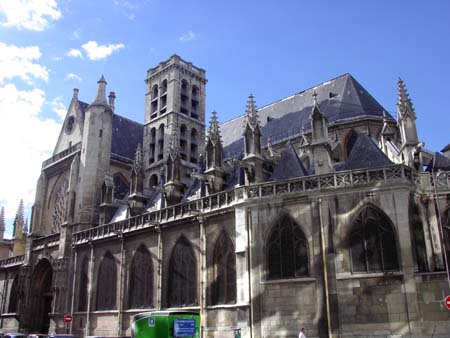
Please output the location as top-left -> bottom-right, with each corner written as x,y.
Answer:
269,141 -> 308,180
345,133 -> 392,170
221,74 -> 391,159
441,143 -> 450,153
111,114 -> 144,160
426,152 -> 450,172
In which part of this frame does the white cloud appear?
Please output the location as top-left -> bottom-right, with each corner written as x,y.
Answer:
0,84 -> 61,222
81,41 -> 125,61
0,0 -> 62,31
65,72 -> 82,82
66,48 -> 83,59
0,40 -> 61,236
53,56 -> 63,61
179,30 -> 196,42
47,95 -> 66,120
0,42 -> 49,84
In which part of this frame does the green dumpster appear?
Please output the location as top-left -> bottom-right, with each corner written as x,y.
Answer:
131,311 -> 200,338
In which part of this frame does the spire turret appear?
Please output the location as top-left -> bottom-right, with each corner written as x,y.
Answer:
205,111 -> 225,193
244,94 -> 260,131
396,78 -> 420,168
397,78 -> 416,120
92,75 -> 108,106
243,94 -> 262,158
309,92 -> 333,175
13,200 -> 25,240
128,143 -> 147,216
12,199 -> 27,256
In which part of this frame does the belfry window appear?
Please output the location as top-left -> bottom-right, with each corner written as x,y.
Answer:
180,124 -> 187,160
96,252 -> 117,310
212,231 -> 236,305
168,237 -> 197,307
149,127 -> 156,164
190,128 -> 198,164
349,206 -> 399,273
158,124 -> 165,161
267,214 -> 309,279
129,245 -> 153,309
180,80 -> 189,115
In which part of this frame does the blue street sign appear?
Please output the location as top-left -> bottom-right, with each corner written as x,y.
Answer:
173,319 -> 196,337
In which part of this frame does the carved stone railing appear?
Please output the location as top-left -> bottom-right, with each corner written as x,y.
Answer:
31,233 -> 60,251
42,142 -> 82,169
0,255 -> 25,268
73,164 -> 428,245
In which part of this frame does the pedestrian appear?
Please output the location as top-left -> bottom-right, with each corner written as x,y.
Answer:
298,327 -> 306,338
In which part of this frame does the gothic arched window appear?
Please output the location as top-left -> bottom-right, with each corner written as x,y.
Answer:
52,178 -> 68,233
78,256 -> 89,311
168,237 -> 197,307
96,252 -> 117,310
113,173 -> 129,200
8,275 -> 19,313
212,231 -> 236,305
349,206 -> 399,273
129,245 -> 153,309
267,214 -> 309,279
346,130 -> 359,158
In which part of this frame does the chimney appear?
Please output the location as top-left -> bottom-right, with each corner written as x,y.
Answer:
108,91 -> 116,112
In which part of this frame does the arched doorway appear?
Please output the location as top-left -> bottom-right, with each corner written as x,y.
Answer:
29,259 -> 53,333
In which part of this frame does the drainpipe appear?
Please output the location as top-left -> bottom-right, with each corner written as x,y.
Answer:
69,246 -> 77,334
246,208 -> 254,338
156,224 -> 162,310
117,232 -> 125,336
85,241 -> 94,337
318,198 -> 332,338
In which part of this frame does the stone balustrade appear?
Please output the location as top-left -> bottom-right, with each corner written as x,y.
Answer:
42,142 -> 82,169
72,164 -> 450,246
0,255 -> 25,268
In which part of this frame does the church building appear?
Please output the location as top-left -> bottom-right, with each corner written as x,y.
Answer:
0,55 -> 450,338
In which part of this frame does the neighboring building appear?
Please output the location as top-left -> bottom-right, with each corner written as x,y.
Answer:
0,55 -> 450,338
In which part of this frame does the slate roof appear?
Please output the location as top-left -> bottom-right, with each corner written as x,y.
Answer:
111,114 -> 144,160
345,133 -> 392,170
78,100 -> 89,115
441,143 -> 450,153
269,141 -> 308,180
426,152 -> 450,172
221,73 -> 392,159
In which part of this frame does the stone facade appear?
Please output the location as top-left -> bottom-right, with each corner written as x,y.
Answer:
0,55 -> 449,338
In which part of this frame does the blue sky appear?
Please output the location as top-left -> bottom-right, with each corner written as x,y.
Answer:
0,0 -> 449,236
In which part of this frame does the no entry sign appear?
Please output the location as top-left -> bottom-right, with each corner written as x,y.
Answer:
64,314 -> 73,323
445,295 -> 450,310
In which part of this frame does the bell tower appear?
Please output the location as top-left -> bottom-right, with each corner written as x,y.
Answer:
143,55 -> 207,189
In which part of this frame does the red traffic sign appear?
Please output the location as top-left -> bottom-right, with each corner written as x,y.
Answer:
64,314 -> 73,323
445,295 -> 450,310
